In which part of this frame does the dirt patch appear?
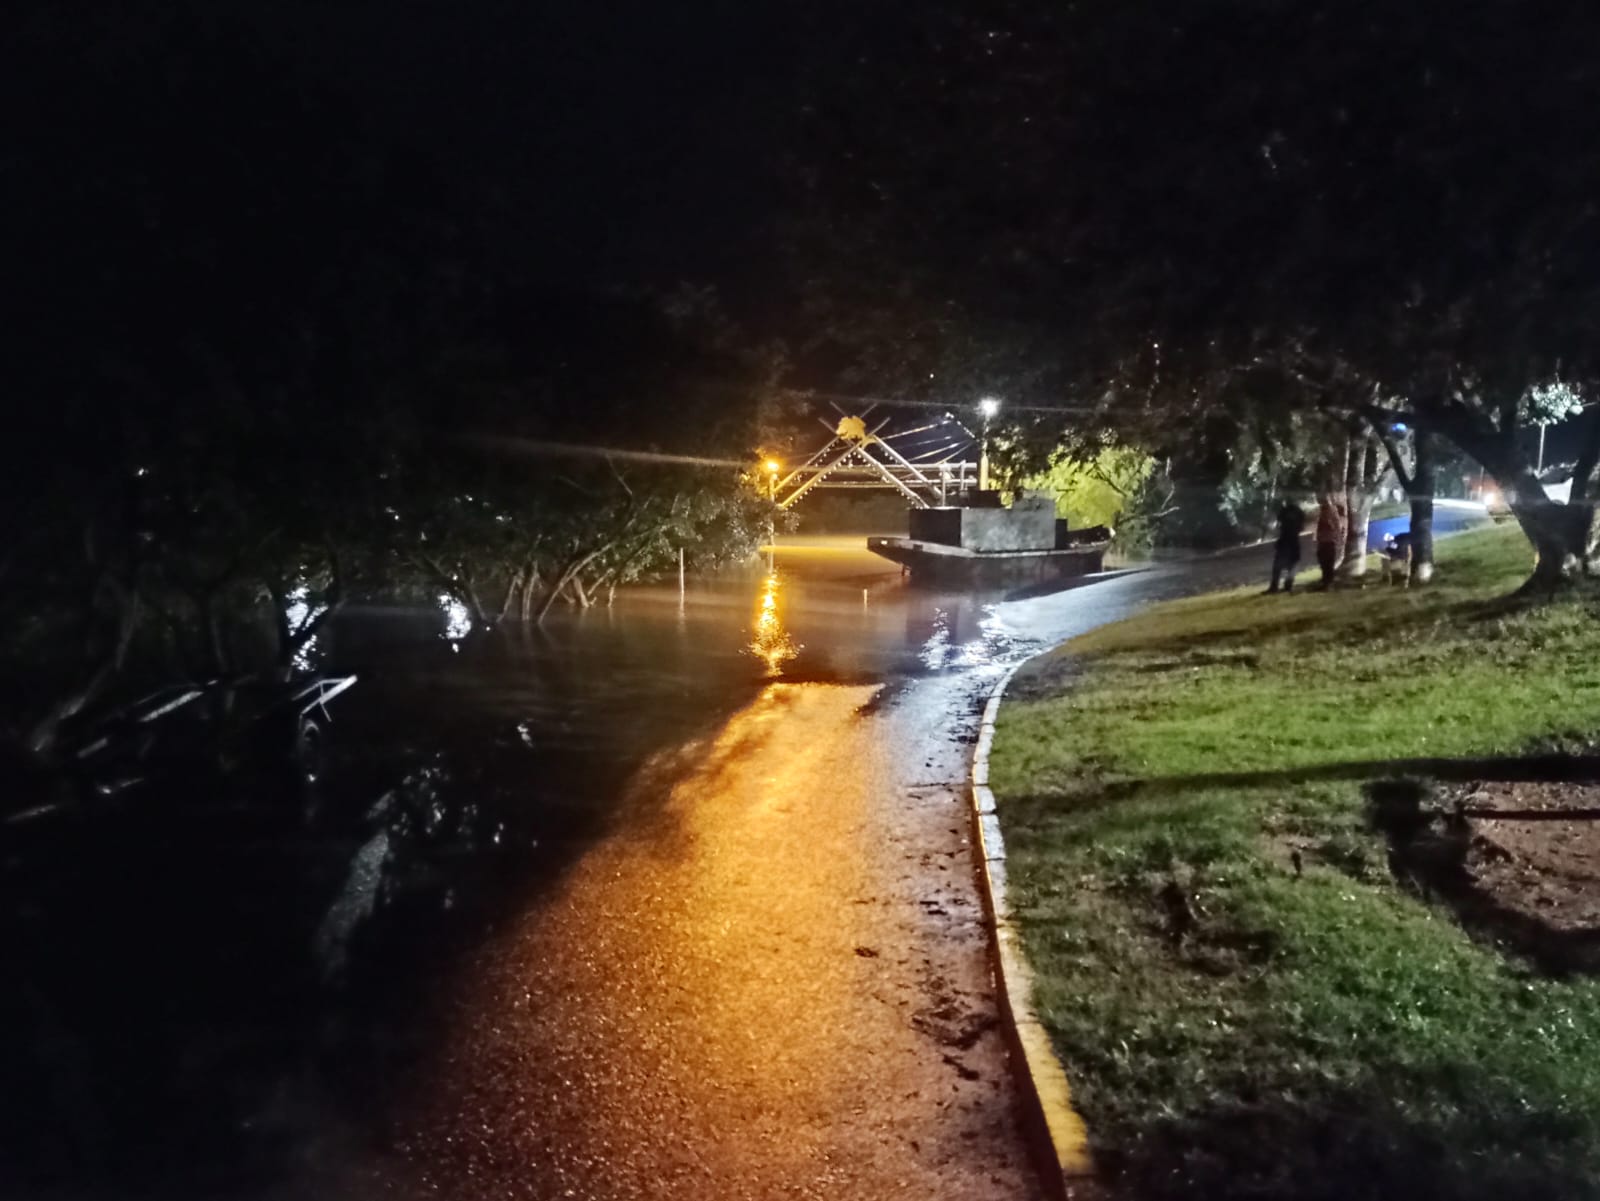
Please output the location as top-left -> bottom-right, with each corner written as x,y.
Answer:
1377,776 -> 1600,975
1006,651 -> 1079,701
1452,779 -> 1600,935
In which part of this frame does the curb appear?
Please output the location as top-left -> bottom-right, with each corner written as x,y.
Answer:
970,660 -> 1097,1198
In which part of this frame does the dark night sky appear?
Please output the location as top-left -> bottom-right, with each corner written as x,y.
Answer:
16,2 -> 1596,449
239,1 -> 806,298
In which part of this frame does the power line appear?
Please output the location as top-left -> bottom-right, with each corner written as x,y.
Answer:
461,433 -> 748,469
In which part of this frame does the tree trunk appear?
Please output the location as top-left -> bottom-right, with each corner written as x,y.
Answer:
1572,407 -> 1600,504
519,560 -> 541,622
1560,407 -> 1600,575
590,568 -> 619,607
1580,502 -> 1599,576
1330,437 -> 1352,572
25,586 -> 141,757
535,547 -> 608,624
1408,430 -> 1436,584
1342,493 -> 1374,576
465,582 -> 492,627
497,567 -> 525,624
1377,425 -> 1435,584
1509,482 -> 1593,591
203,594 -> 228,676
533,580 -> 564,625
1415,397 -> 1593,591
1552,500 -> 1599,577
1340,433 -> 1384,578
266,578 -> 293,667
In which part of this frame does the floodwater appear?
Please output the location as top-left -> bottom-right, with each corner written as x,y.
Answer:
0,518 -> 1481,1200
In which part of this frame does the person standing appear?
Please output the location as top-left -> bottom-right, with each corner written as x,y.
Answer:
1267,499 -> 1306,593
1315,489 -> 1348,588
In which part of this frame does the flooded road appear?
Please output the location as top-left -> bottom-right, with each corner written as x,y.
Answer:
368,682 -> 1027,1200
0,533 -> 1393,1199
309,539 -> 1279,1201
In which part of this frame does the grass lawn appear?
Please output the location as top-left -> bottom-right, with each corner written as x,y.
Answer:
990,525 -> 1600,1200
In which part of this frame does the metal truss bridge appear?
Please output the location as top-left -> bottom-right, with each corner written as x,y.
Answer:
773,412 -> 980,510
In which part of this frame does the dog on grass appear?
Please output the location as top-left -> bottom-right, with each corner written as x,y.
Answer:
1379,532 -> 1412,586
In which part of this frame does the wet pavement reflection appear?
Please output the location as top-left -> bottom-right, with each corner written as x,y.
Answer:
0,534 -> 1285,1200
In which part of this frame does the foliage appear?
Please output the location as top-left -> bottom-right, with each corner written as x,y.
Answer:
789,1 -> 1600,581
991,526 -> 1600,1198
1014,447 -> 1155,534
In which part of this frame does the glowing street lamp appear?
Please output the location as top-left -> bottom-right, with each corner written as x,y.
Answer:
764,458 -> 781,503
977,398 -> 1000,490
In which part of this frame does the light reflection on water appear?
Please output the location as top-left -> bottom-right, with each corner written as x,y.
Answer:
919,608 -> 951,670
438,593 -> 474,647
954,606 -> 1018,676
914,604 -> 1012,674
725,541 -> 1027,682
335,540 -> 1037,809
325,539 -> 1070,830
748,572 -> 799,676
285,583 -> 326,671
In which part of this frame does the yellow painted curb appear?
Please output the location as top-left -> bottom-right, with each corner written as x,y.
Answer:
970,661 -> 1097,1194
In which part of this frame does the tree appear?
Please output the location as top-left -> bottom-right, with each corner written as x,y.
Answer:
1334,426 -> 1393,579
1379,427 -> 1441,584
1,9 -> 419,751
0,7 -> 780,774
1015,446 -> 1154,530
786,1 -> 1600,588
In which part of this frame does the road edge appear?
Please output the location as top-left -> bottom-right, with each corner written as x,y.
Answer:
970,659 -> 1097,1198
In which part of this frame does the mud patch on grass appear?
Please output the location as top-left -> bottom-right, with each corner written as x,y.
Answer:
1373,776 -> 1600,975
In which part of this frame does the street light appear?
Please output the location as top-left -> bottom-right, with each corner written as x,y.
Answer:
977,398 -> 1000,490
764,458 -> 780,503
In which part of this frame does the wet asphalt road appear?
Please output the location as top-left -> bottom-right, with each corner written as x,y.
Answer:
308,539 -> 1299,1201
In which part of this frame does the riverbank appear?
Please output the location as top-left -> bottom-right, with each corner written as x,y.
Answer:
989,525 -> 1600,1200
